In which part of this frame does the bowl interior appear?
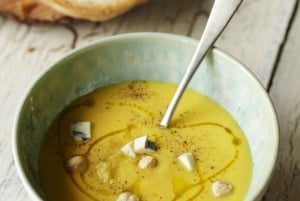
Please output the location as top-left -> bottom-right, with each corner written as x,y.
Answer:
13,33 -> 278,201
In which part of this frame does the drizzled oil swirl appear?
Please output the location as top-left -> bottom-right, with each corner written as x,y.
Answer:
40,81 -> 252,201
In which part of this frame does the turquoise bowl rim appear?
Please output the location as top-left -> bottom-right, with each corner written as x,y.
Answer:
12,32 -> 279,201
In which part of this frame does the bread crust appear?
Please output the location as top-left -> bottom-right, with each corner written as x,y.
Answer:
0,0 -> 68,22
40,0 -> 148,21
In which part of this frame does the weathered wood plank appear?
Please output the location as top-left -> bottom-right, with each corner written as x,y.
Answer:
216,0 -> 297,87
268,2 -> 300,200
68,0 -> 297,87
0,18 -> 75,201
71,0 -> 212,47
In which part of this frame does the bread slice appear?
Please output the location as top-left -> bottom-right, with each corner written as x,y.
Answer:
39,0 -> 148,21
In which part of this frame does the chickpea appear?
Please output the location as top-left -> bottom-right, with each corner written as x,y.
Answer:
138,155 -> 158,169
66,155 -> 88,173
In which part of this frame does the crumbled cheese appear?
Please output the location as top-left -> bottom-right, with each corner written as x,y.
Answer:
66,155 -> 88,173
211,180 -> 233,197
120,142 -> 136,158
138,155 -> 158,169
96,161 -> 111,183
177,152 -> 195,171
133,135 -> 157,154
134,136 -> 150,153
117,192 -> 140,201
70,121 -> 91,141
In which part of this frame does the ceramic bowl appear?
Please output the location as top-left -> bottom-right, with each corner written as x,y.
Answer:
12,32 -> 279,201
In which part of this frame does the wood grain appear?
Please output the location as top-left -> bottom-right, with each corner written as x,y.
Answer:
268,1 -> 300,200
216,0 -> 298,87
0,0 -> 299,200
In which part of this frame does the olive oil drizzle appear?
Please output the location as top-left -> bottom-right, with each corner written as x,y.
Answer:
54,99 -> 97,201
171,183 -> 204,201
169,123 -> 239,200
55,99 -> 157,200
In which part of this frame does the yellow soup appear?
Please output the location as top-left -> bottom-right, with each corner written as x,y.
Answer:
39,81 -> 252,201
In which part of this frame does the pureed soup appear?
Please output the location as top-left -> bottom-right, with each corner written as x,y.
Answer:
39,81 -> 252,201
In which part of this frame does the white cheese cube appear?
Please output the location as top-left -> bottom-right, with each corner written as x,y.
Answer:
211,180 -> 233,197
70,121 -> 91,141
133,135 -> 156,154
134,135 -> 148,153
177,152 -> 195,171
138,155 -> 157,169
120,142 -> 136,158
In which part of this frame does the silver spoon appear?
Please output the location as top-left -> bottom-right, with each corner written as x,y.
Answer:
160,0 -> 244,128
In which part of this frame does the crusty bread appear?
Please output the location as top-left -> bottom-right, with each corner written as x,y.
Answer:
39,0 -> 148,21
0,0 -> 147,22
0,0 -> 67,22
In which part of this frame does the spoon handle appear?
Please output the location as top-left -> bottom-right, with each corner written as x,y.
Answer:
160,0 -> 244,127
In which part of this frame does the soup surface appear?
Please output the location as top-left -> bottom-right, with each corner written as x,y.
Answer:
39,81 -> 252,201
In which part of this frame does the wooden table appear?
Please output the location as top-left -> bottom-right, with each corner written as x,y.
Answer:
1,0 -> 299,200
